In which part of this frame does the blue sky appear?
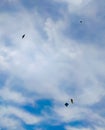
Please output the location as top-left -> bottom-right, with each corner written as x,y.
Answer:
0,0 -> 105,130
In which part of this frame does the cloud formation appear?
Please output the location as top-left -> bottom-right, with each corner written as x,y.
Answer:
0,0 -> 105,130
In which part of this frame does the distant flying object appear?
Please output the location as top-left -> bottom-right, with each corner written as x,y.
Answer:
80,20 -> 82,23
65,102 -> 69,107
71,99 -> 73,104
22,34 -> 25,39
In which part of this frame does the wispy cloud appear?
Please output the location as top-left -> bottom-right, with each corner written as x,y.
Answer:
0,105 -> 41,129
0,87 -> 30,104
0,0 -> 105,130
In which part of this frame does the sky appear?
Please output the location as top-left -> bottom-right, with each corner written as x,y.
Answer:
0,0 -> 105,130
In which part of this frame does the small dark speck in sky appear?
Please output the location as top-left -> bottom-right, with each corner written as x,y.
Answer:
80,20 -> 82,23
65,102 -> 69,107
22,34 -> 25,39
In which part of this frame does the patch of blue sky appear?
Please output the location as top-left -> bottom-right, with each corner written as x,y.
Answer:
23,99 -> 53,115
41,124 -> 65,130
63,14 -> 105,46
68,120 -> 91,128
0,2 -> 20,13
59,78 -> 81,96
0,128 -> 6,130
23,100 -> 66,130
0,71 -> 8,88
95,0 -> 105,14
89,97 -> 105,117
95,74 -> 105,86
32,124 -> 65,130
24,124 -> 36,130
2,36 -> 14,47
33,21 -> 48,40
21,0 -> 65,21
7,77 -> 26,91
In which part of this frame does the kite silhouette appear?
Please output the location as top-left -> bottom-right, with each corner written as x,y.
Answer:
65,99 -> 74,107
80,20 -> 82,23
65,102 -> 69,107
22,34 -> 25,39
70,99 -> 73,104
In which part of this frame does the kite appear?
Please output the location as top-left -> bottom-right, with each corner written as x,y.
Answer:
22,34 -> 25,39
71,99 -> 73,104
65,102 -> 69,107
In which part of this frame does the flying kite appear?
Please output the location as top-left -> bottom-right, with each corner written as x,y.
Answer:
71,99 -> 73,104
22,34 -> 25,39
65,102 -> 69,107
80,20 -> 82,23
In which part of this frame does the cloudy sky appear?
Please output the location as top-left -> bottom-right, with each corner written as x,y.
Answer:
0,0 -> 105,130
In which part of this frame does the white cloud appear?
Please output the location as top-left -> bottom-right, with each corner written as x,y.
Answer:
0,87 -> 30,104
66,126 -> 105,130
0,11 -> 105,102
54,105 -> 105,124
0,117 -> 24,130
66,126 -> 90,130
53,0 -> 92,13
0,107 -> 24,130
0,1 -> 105,107
0,0 -> 105,129
0,105 -> 42,125
66,125 -> 105,130
8,106 -> 42,124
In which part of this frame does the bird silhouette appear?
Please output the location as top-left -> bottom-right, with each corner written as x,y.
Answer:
70,99 -> 73,104
65,102 -> 69,107
22,34 -> 25,39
